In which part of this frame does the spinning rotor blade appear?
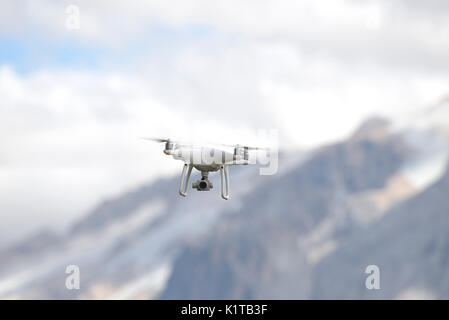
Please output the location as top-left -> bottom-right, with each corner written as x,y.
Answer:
141,137 -> 170,143
177,143 -> 198,148
244,146 -> 269,151
216,143 -> 269,151
141,137 -> 198,148
142,138 -> 269,150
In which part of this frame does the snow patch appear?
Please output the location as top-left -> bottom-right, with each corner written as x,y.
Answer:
401,129 -> 449,191
396,287 -> 437,300
109,263 -> 172,300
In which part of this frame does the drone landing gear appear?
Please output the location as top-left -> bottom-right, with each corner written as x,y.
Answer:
220,165 -> 230,200
179,163 -> 193,197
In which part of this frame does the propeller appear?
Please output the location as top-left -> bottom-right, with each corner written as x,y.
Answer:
141,138 -> 269,151
142,137 -> 200,151
142,137 -> 177,154
141,137 -> 170,143
217,143 -> 269,151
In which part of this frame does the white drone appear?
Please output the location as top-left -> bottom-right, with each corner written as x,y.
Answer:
145,138 -> 267,200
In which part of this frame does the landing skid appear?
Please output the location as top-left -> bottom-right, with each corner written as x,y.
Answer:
178,163 -> 229,200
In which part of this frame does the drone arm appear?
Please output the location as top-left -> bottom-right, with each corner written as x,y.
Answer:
220,165 -> 230,200
179,163 -> 193,197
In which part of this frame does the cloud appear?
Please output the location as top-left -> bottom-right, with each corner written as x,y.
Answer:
1,0 -> 449,244
2,0 -> 449,72
0,66 -> 180,244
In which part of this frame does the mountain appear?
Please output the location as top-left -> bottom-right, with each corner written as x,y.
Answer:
0,156 -> 272,299
160,115 -> 449,299
159,117 -> 414,299
0,114 -> 448,299
310,164 -> 449,299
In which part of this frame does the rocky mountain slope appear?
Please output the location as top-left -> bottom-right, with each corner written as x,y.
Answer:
0,114 -> 448,299
311,165 -> 449,299
0,152 -> 277,299
160,118 -> 416,299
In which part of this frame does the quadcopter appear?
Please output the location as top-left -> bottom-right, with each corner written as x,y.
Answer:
145,138 -> 267,200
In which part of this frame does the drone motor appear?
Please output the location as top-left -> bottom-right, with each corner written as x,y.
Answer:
233,145 -> 249,162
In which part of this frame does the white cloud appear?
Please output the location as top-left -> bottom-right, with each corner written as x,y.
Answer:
1,0 -> 449,244
0,66 -> 181,244
3,0 -> 449,71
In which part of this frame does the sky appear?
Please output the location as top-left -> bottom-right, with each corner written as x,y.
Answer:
1,0 -> 449,245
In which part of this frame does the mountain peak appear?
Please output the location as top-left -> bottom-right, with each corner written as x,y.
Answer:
351,116 -> 391,142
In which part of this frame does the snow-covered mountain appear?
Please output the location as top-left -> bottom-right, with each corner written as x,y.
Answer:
0,151 -> 303,299
160,109 -> 449,299
0,103 -> 448,299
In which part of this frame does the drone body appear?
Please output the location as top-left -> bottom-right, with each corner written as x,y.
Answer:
146,138 -> 263,200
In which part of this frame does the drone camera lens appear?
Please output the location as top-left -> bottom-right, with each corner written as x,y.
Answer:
199,181 -> 208,189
